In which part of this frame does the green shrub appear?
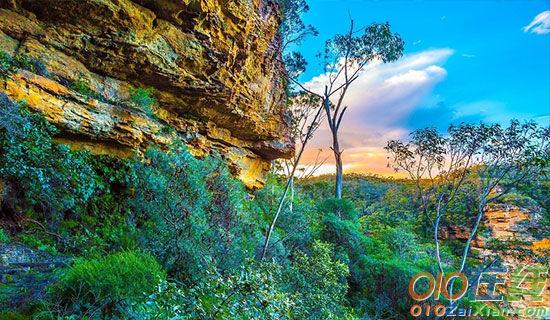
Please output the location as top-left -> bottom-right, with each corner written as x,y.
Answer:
12,55 -> 49,77
0,51 -> 49,79
18,234 -> 57,254
0,51 -> 16,79
0,228 -> 9,243
0,94 -> 100,224
0,311 -> 29,320
130,145 -> 261,281
316,197 -> 435,317
71,77 -> 100,100
51,251 -> 165,316
1,94 -> 144,257
317,198 -> 358,220
134,260 -> 293,320
320,209 -> 380,289
128,86 -> 156,115
251,174 -> 318,259
283,241 -> 354,320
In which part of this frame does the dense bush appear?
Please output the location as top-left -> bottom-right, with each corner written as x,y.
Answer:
130,146 -> 262,281
133,241 -> 353,320
0,227 -> 9,243
134,261 -> 293,320
315,197 -> 435,318
71,77 -> 101,100
48,251 -> 165,317
0,94 -> 143,257
282,240 -> 354,320
0,94 -> 99,224
1,92 -> 545,319
0,51 -> 16,79
251,174 -> 318,259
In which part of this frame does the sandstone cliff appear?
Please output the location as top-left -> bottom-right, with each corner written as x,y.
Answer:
0,0 -> 293,189
440,204 -> 550,314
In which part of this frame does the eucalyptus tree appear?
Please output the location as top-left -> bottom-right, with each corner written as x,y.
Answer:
292,21 -> 404,198
385,121 -> 549,278
280,93 -> 326,213
278,0 -> 318,53
261,0 -> 321,260
262,10 -> 404,259
261,92 -> 324,260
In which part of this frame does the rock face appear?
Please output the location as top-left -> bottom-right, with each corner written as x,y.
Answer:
0,243 -> 69,309
440,204 -> 550,313
474,205 -> 549,313
0,0 -> 293,189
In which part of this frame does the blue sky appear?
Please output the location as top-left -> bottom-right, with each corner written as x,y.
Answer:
296,0 -> 550,174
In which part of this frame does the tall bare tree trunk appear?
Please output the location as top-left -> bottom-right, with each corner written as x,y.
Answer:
260,104 -> 324,260
324,87 -> 345,200
260,170 -> 294,261
289,175 -> 294,213
333,132 -> 343,199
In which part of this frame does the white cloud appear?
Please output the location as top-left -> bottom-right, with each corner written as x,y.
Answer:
300,48 -> 453,175
523,11 -> 550,35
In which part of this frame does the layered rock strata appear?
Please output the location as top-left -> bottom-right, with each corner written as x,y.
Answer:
0,0 -> 293,188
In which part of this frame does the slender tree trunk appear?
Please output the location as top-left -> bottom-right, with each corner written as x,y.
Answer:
324,88 -> 344,200
333,134 -> 343,199
260,104 -> 324,261
434,214 -> 444,274
459,198 -> 487,273
434,193 -> 445,274
289,175 -> 294,213
447,195 -> 489,308
260,167 -> 295,261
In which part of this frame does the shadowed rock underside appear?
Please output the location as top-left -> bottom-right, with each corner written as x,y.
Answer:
0,0 -> 293,188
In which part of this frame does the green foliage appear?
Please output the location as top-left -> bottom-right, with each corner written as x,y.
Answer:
317,198 -> 358,220
0,311 -> 29,320
134,260 -> 293,320
278,0 -> 318,46
50,251 -> 164,317
128,86 -> 156,115
134,242 -> 353,320
497,192 -> 539,208
0,228 -> 9,243
323,22 -> 404,71
251,174 -> 318,259
0,51 -> 17,79
320,205 -> 377,287
18,234 -> 57,255
283,241 -> 353,320
0,51 -> 49,79
3,75 -> 546,320
0,94 -> 141,257
13,55 -> 49,77
284,51 -> 308,79
0,94 -> 99,223
299,174 -> 398,215
314,197 -> 434,317
71,77 -> 100,100
277,0 -> 318,83
61,155 -> 140,257
130,145 -> 261,281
